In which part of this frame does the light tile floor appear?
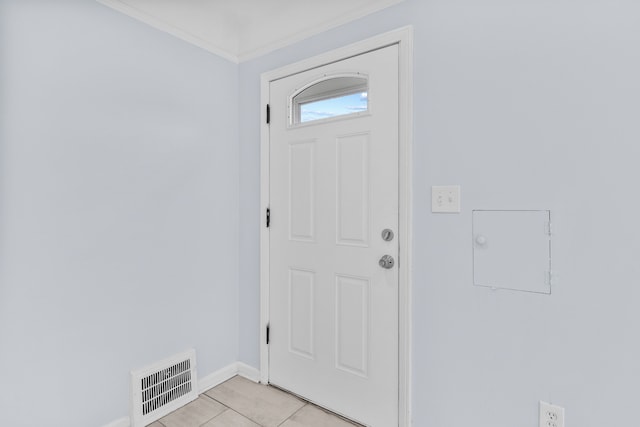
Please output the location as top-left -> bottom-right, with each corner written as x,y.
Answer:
150,376 -> 362,427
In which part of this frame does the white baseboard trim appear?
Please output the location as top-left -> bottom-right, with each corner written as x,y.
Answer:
236,362 -> 261,383
102,361 -> 261,427
197,362 -> 239,393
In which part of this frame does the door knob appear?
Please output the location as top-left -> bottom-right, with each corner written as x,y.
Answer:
379,255 -> 395,269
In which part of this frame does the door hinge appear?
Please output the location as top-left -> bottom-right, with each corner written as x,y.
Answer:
266,324 -> 270,345
266,207 -> 271,228
545,221 -> 553,236
266,104 -> 270,124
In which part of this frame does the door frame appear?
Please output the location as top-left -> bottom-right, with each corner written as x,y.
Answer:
259,26 -> 413,426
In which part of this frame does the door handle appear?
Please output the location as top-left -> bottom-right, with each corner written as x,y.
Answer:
379,255 -> 395,269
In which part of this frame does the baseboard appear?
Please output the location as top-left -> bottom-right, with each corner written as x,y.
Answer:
197,362 -> 239,394
103,361 -> 261,427
236,362 -> 261,383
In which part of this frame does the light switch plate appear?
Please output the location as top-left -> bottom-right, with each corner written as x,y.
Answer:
432,185 -> 461,213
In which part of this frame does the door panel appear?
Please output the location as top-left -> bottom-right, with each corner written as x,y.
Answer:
336,133 -> 370,247
288,268 -> 315,359
288,140 -> 316,242
335,274 -> 370,377
269,44 -> 399,427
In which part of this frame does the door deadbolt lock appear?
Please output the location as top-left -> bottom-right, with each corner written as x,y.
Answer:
381,229 -> 394,242
379,255 -> 395,269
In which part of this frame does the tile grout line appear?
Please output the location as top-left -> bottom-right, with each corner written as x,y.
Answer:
157,394 -> 230,427
203,377 -> 305,427
197,393 -> 235,427
200,392 -> 238,419
197,405 -> 230,427
201,392 -> 222,403
160,376 -> 360,427
224,407 -> 263,427
201,392 -> 265,426
276,403 -> 308,427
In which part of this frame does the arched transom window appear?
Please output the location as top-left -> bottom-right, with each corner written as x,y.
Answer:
291,75 -> 369,125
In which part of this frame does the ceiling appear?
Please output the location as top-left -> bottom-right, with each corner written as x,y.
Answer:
97,0 -> 404,63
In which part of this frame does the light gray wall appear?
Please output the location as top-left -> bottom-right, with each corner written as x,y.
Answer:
0,2 -> 239,426
2,0 -> 640,426
238,0 -> 640,426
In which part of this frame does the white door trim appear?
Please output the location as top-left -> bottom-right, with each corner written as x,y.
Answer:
260,26 -> 413,426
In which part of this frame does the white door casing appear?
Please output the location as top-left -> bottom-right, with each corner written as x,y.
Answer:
269,45 -> 398,427
260,26 -> 413,427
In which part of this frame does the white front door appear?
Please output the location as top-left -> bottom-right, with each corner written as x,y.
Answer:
268,45 -> 399,427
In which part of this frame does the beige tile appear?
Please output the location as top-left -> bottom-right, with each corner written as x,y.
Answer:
159,396 -> 226,427
202,409 -> 261,427
280,404 -> 360,427
205,376 -> 305,427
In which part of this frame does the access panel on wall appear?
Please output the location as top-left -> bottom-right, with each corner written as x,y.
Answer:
473,210 -> 552,294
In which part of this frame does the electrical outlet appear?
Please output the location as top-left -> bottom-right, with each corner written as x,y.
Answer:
540,401 -> 565,427
431,185 -> 461,213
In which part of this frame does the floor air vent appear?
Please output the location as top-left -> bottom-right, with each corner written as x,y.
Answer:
130,349 -> 198,427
